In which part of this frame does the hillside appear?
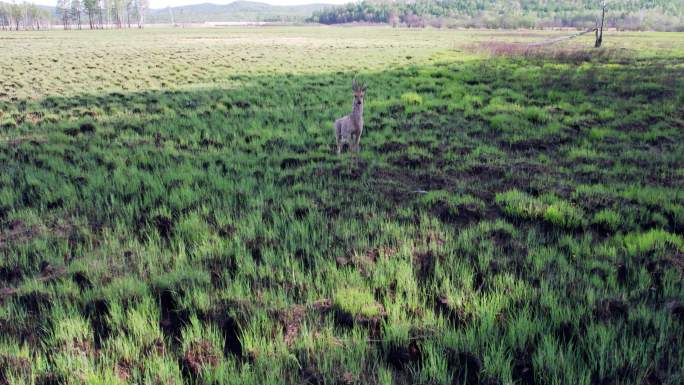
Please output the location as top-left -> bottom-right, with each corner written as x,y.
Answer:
145,1 -> 331,23
310,0 -> 684,30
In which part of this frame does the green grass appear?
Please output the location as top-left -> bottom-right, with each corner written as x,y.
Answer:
0,26 -> 683,385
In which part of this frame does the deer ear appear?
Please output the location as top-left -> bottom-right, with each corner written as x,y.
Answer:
352,79 -> 358,90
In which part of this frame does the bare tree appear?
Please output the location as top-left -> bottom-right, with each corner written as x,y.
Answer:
84,0 -> 96,28
136,0 -> 147,28
56,0 -> 70,29
595,2 -> 606,48
10,2 -> 22,30
72,0 -> 83,29
97,0 -> 104,28
0,4 -> 8,30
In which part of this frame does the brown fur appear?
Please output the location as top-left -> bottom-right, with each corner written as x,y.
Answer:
334,79 -> 366,154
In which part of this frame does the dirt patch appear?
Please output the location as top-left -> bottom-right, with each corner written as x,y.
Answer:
391,153 -> 431,169
201,307 -> 242,357
668,252 -> 684,274
376,141 -> 408,154
72,272 -> 93,291
63,337 -> 95,357
85,298 -> 110,349
665,301 -> 684,323
181,339 -> 220,377
0,266 -> 23,286
159,289 -> 190,342
434,295 -> 468,327
0,220 -> 41,249
414,251 -> 437,285
384,341 -> 422,371
294,207 -> 309,220
280,305 -> 306,346
511,346 -> 536,385
594,299 -> 628,321
299,364 -> 324,385
369,167 -> 422,204
280,157 -> 306,169
153,214 -> 174,240
205,254 -> 237,288
246,237 -> 274,264
333,303 -> 385,330
479,378 -> 503,385
338,245 -> 398,276
616,263 -> 628,285
446,349 -> 482,385
506,135 -> 567,153
465,163 -> 506,180
0,135 -> 47,147
18,290 -> 52,315
39,261 -> 67,283
0,354 -> 31,385
115,360 -> 133,382
328,159 -> 368,180
433,201 -> 482,226
555,321 -> 583,345
218,224 -> 237,238
79,122 -> 97,134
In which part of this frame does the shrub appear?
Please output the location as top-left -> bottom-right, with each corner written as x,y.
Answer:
401,92 -> 423,106
495,190 -> 546,220
334,287 -> 382,319
621,229 -> 683,256
496,190 -> 586,229
592,209 -> 623,232
543,201 -> 586,229
522,106 -> 550,124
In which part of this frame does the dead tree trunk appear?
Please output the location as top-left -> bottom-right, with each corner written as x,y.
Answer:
595,3 -> 606,48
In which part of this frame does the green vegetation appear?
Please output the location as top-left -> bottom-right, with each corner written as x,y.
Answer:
496,190 -> 587,229
310,0 -> 684,30
0,27 -> 683,384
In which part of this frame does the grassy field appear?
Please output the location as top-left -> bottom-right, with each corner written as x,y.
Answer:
0,27 -> 683,385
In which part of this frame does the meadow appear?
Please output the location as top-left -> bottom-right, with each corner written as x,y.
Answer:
0,26 -> 683,385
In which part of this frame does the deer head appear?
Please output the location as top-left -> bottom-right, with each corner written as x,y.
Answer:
352,79 -> 366,107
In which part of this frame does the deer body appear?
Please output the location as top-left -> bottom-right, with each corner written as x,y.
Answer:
335,80 -> 366,154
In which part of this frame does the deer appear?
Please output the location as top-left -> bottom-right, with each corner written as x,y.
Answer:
334,79 -> 366,155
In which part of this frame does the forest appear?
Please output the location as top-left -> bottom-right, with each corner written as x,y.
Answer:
309,0 -> 684,30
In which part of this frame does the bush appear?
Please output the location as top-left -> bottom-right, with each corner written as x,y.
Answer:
495,190 -> 546,220
334,287 -> 382,318
543,201 -> 586,229
592,209 -> 623,232
496,190 -> 586,229
401,92 -> 423,106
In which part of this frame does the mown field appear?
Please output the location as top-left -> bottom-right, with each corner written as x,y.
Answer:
0,27 -> 683,385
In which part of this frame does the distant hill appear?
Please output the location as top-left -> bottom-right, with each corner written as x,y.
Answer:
145,1 -> 332,23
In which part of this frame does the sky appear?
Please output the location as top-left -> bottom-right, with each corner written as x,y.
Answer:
32,0 -> 349,8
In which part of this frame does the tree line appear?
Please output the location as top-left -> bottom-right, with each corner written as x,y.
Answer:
0,0 -> 149,30
0,2 -> 51,30
56,0 -> 148,29
308,0 -> 684,31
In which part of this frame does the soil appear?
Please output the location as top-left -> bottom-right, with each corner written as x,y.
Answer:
446,349 -> 482,385
158,289 -> 190,342
181,339 -> 220,377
